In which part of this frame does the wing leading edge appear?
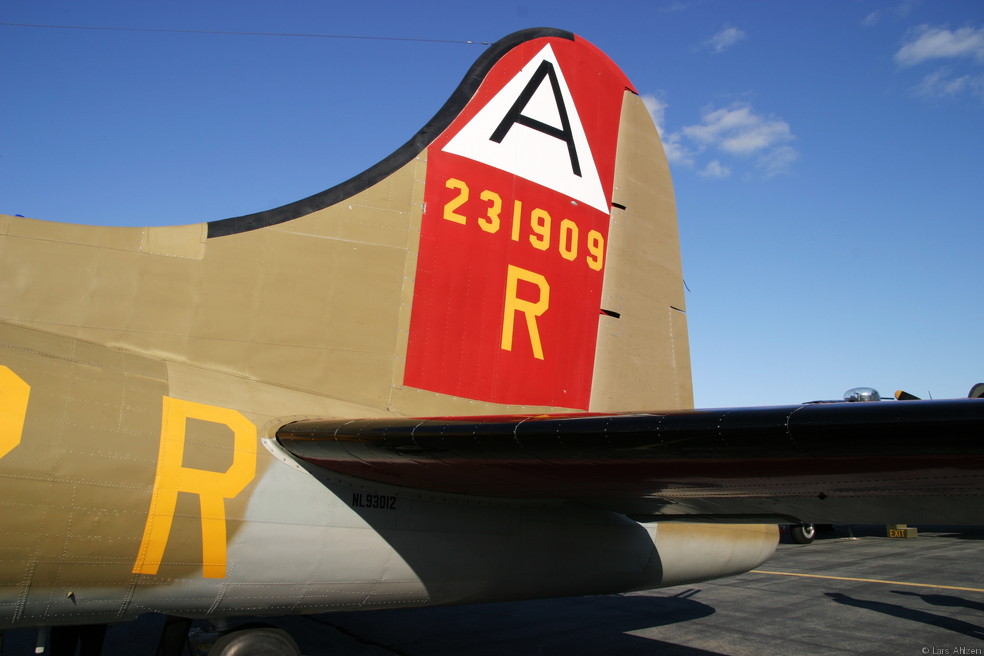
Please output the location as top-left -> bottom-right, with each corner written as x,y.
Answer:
277,399 -> 984,525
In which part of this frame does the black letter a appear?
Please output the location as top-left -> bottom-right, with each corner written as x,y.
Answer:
489,60 -> 581,177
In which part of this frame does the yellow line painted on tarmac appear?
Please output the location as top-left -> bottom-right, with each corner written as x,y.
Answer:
750,570 -> 984,593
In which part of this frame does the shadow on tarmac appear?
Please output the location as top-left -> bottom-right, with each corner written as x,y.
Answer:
1,592 -> 720,656
892,590 -> 984,613
272,591 -> 721,656
825,592 -> 984,642
7,526 -> 984,655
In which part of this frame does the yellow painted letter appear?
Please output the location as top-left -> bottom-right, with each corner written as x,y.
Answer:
0,366 -> 30,459
133,397 -> 256,579
501,265 -> 550,360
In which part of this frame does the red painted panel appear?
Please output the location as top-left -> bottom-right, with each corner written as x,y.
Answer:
404,36 -> 632,410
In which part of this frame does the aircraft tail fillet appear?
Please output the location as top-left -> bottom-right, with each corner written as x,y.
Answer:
0,29 -> 691,417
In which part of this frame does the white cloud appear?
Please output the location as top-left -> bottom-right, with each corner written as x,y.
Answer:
862,0 -> 921,27
642,97 -> 797,179
682,104 -> 794,155
660,1 -> 689,14
894,24 -> 984,104
641,93 -> 697,166
641,94 -> 668,135
757,145 -> 799,179
912,68 -> 984,100
698,160 -> 730,179
700,26 -> 747,54
895,25 -> 984,67
861,12 -> 881,28
662,133 -> 696,167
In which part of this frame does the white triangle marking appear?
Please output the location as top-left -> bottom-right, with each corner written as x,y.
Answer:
442,44 -> 610,214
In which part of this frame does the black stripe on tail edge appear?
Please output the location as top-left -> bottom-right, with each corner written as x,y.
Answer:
207,28 -> 575,238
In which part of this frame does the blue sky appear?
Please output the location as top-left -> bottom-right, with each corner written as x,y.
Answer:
2,1 -> 982,407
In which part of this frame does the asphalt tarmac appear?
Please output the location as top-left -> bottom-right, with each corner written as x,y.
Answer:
3,525 -> 983,655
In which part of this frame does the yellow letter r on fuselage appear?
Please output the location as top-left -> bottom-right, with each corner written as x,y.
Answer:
0,365 -> 30,460
133,397 -> 256,579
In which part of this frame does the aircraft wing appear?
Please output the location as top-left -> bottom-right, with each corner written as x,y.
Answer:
278,398 -> 984,525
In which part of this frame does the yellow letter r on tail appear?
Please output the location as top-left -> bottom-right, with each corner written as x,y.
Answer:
501,265 -> 550,360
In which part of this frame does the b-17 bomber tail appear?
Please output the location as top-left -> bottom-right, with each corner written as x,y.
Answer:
1,27 -> 982,647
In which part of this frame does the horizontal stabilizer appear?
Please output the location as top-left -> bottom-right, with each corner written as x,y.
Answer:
278,399 -> 984,524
